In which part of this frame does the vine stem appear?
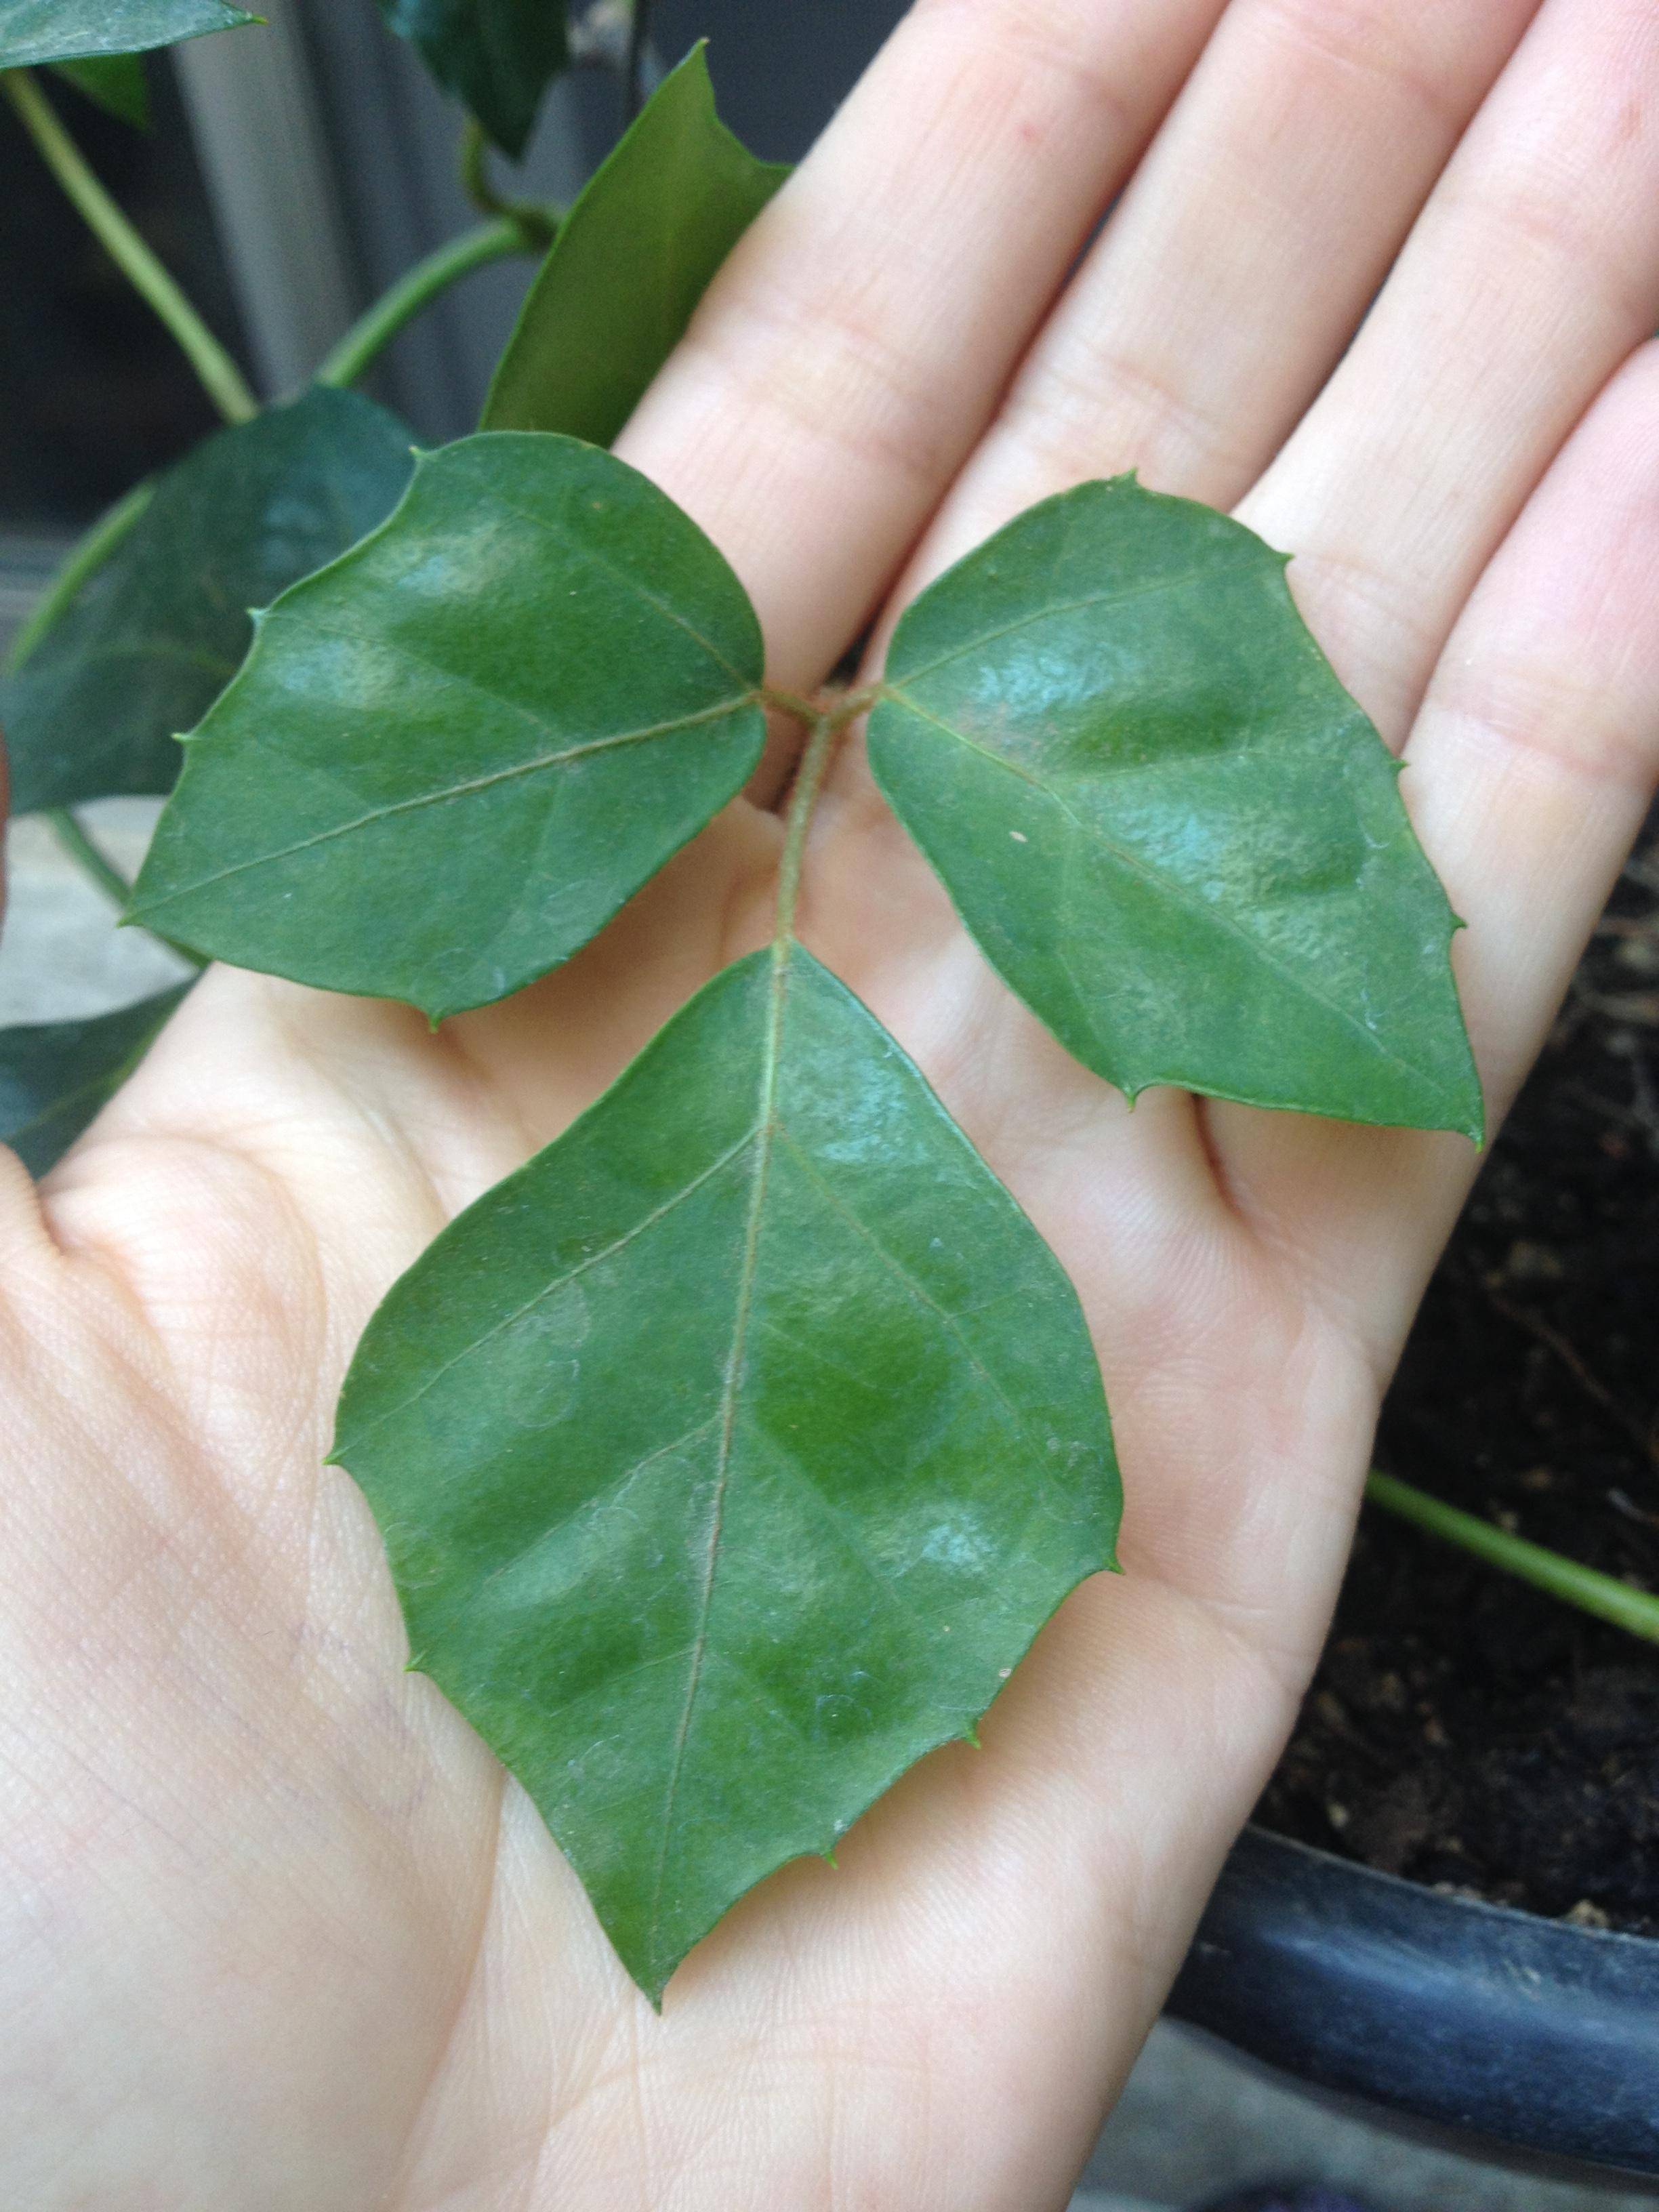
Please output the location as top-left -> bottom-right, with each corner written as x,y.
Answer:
1366,1469 -> 1659,1646
317,216 -> 551,389
1,68 -> 258,426
47,810 -> 132,909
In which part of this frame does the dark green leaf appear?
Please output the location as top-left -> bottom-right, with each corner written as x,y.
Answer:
374,0 -> 567,161
5,479 -> 153,675
869,475 -> 1483,1141
2,388 -> 416,815
0,1 -> 255,68
0,983 -> 191,1175
333,943 -> 1118,2001
483,45 -> 789,446
129,433 -> 767,1022
52,52 -> 148,125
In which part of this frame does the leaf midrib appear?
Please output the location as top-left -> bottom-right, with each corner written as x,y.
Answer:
480,483 -> 754,691
887,548 -> 1257,691
647,945 -> 790,1955
133,692 -> 755,919
882,689 -> 1439,1099
335,1125 -> 759,1452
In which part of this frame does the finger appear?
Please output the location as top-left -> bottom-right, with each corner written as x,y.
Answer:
617,0 -> 1233,703
882,0 -> 1544,574
1241,0 -> 1659,744
1212,342 -> 1659,1357
56,0 -> 1238,1237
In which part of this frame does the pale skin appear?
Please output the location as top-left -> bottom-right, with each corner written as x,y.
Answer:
5,0 -> 1659,2202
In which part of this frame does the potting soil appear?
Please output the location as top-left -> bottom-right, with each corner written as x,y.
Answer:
1260,833 -> 1659,1937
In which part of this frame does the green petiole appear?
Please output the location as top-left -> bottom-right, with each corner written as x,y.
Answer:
316,214 -> 555,390
1,68 -> 258,426
46,810 -> 134,909
457,117 -> 559,247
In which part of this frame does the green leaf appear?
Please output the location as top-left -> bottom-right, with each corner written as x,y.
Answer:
129,433 -> 767,1022
0,1 -> 256,68
374,0 -> 568,161
2,388 -> 416,815
5,478 -> 153,674
333,943 -> 1118,2001
868,475 -> 1484,1141
52,52 -> 149,126
0,983 -> 192,1176
483,45 -> 790,446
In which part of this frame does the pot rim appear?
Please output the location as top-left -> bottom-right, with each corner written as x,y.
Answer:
1168,1821 -> 1659,2183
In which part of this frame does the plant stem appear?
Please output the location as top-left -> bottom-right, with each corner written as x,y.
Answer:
47,809 -> 132,909
768,687 -> 876,949
317,217 -> 548,389
457,117 -> 558,246
1,68 -> 258,426
458,115 -> 507,219
7,480 -> 153,672
773,714 -> 834,951
1366,1469 -> 1659,1647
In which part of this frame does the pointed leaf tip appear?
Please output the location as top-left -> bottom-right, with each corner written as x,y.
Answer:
333,945 -> 1118,1995
1,2 -> 257,70
869,475 -> 1482,1139
483,47 -> 790,446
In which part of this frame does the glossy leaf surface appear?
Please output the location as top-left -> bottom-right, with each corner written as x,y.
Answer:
0,1 -> 254,67
0,984 -> 190,1175
52,51 -> 148,124
373,0 -> 567,160
869,476 -> 1483,1140
131,434 -> 766,1021
334,944 -> 1119,2000
483,46 -> 788,445
3,388 -> 415,815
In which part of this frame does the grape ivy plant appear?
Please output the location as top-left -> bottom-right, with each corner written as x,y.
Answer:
30,0 -> 1644,2011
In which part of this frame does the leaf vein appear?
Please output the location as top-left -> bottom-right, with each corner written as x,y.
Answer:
885,694 -> 1436,1093
337,1128 -> 758,1451
477,486 -> 754,689
771,1126 -> 1038,1452
647,947 -> 790,1950
884,552 -> 1256,689
133,694 -> 753,917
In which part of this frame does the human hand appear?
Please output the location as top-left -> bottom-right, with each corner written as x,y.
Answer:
5,2 -> 1659,2204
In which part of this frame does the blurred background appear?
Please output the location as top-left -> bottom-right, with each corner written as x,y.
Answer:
0,0 -> 909,659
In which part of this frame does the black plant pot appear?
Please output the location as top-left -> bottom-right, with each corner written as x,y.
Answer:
1168,1824 -> 1659,2184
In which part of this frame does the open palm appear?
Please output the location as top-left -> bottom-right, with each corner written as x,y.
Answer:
7,1 -> 1659,2204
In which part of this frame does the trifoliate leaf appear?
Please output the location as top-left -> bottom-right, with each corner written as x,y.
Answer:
333,943 -> 1119,2001
868,476 -> 1483,1141
483,45 -> 789,446
129,433 -> 767,1021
